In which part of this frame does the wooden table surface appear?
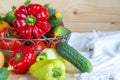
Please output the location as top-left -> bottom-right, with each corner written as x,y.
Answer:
8,72 -> 77,80
8,64 -> 78,80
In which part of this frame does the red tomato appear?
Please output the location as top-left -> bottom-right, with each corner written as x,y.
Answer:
8,40 -> 22,50
0,27 -> 21,50
23,40 -> 36,50
35,40 -> 47,51
0,39 -> 8,50
0,27 -> 18,38
0,39 -> 22,50
23,40 -> 47,51
48,39 -> 62,48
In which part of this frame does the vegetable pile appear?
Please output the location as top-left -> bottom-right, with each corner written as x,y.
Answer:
0,0 -> 93,80
0,0 -> 71,51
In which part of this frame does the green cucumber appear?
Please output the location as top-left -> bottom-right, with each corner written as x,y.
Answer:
55,42 -> 93,73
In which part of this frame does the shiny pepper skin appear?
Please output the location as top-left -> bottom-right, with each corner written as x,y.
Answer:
12,4 -> 51,39
29,59 -> 66,80
8,46 -> 36,74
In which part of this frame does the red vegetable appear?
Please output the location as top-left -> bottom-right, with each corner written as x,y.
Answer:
8,46 -> 36,74
23,40 -> 47,51
35,40 -> 47,51
0,27 -> 18,38
0,39 -> 22,50
13,3 -> 51,39
0,27 -> 21,50
48,39 -> 62,48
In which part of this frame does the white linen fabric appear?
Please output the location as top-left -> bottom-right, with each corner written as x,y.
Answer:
68,31 -> 120,80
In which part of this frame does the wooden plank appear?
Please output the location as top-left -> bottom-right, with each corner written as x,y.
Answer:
8,64 -> 78,80
64,21 -> 120,32
8,72 -> 35,80
0,0 -> 120,32
8,71 -> 77,80
7,61 -> 78,80
0,0 -> 120,22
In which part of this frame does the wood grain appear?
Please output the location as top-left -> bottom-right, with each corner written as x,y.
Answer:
0,0 -> 120,32
8,71 -> 77,80
64,21 -> 120,32
8,64 -> 78,80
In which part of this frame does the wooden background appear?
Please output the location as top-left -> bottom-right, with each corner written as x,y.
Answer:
0,0 -> 120,32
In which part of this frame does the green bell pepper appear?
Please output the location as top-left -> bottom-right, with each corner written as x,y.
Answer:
36,48 -> 57,61
29,59 -> 66,80
36,48 -> 70,66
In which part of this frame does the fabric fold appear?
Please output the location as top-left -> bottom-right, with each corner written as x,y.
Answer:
68,31 -> 120,80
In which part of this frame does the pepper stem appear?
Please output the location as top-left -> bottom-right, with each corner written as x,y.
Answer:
8,65 -> 14,71
36,53 -> 47,61
53,68 -> 62,79
24,0 -> 31,6
12,5 -> 16,11
14,52 -> 22,60
26,15 -> 36,26
42,35 -> 56,45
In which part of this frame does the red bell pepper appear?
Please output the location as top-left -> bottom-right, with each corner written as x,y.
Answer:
8,46 -> 36,74
12,2 -> 51,39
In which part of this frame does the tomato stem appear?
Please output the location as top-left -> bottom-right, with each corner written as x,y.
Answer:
42,35 -> 56,45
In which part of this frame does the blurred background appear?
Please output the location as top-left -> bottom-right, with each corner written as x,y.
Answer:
0,0 -> 120,32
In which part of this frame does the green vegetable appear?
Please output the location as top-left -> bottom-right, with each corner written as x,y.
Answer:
36,48 -> 57,61
36,48 -> 70,66
55,42 -> 93,73
0,67 -> 9,80
53,26 -> 71,37
48,12 -> 63,28
29,59 -> 66,80
4,6 -> 16,26
44,4 -> 56,16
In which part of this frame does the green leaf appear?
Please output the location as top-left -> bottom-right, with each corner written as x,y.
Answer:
0,67 -> 9,80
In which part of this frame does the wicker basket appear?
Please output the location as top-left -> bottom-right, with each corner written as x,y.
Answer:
0,33 -> 71,66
